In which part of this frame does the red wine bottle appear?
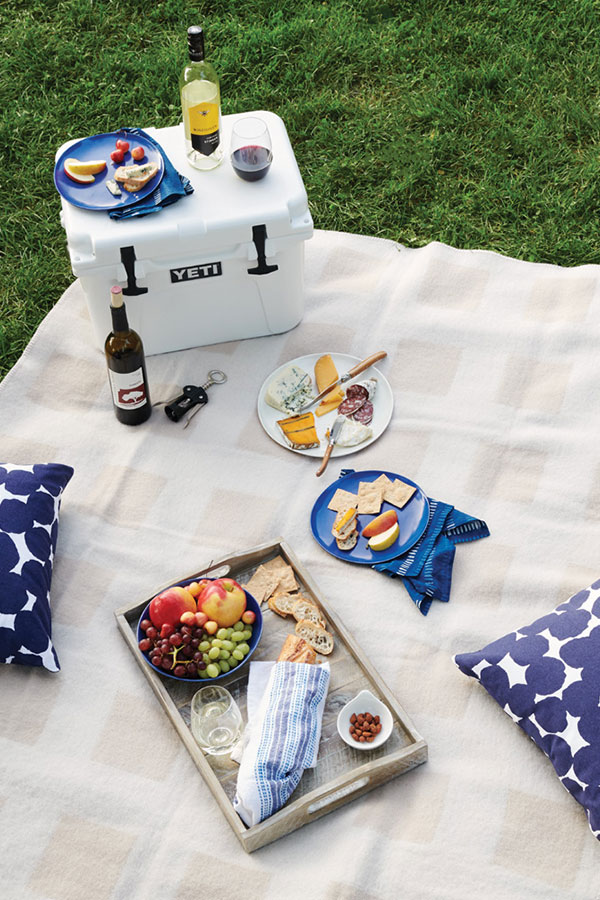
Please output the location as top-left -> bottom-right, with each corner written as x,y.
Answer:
104,286 -> 151,425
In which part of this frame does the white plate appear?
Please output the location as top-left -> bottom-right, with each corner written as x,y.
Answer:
257,352 -> 393,458
336,689 -> 393,751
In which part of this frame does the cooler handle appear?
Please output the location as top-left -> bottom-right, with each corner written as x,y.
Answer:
247,225 -> 279,276
120,246 -> 148,296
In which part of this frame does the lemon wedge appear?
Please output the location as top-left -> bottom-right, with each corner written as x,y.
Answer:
64,157 -> 107,176
368,521 -> 400,552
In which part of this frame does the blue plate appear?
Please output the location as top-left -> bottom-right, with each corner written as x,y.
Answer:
311,469 -> 430,564
54,130 -> 164,210
137,579 -> 263,683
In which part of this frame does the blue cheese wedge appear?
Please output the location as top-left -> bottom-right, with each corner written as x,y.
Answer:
105,179 -> 122,196
335,418 -> 373,448
265,364 -> 315,414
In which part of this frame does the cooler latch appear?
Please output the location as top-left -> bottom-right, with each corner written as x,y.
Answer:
120,246 -> 148,296
247,225 -> 278,276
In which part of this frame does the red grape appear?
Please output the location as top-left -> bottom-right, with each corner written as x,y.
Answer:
146,626 -> 158,640
139,638 -> 151,652
140,619 -> 152,632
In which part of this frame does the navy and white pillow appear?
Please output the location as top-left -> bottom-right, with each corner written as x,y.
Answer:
454,580 -> 600,841
0,463 -> 73,672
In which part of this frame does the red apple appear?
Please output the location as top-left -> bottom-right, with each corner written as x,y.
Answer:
361,509 -> 398,539
149,586 -> 196,628
198,578 -> 246,627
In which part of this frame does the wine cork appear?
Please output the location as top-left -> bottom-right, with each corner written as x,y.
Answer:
110,285 -> 124,308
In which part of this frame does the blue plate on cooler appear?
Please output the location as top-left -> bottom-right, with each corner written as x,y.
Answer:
54,129 -> 164,211
310,469 -> 429,564
137,580 -> 263,683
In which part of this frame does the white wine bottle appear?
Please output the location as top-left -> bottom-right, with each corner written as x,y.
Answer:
104,287 -> 151,425
180,25 -> 223,171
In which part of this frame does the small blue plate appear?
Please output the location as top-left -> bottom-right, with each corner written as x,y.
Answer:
54,129 -> 164,210
311,469 -> 429,564
137,580 -> 262,683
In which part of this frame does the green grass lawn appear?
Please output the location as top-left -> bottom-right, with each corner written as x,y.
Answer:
2,0 -> 600,378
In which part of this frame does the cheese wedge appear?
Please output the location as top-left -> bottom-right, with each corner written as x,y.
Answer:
277,412 -> 320,450
314,354 -> 343,416
315,387 -> 344,416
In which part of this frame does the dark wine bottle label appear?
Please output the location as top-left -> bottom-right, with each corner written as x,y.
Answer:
108,367 -> 148,410
189,101 -> 219,156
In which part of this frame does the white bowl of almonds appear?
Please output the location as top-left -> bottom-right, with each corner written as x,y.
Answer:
337,689 -> 393,750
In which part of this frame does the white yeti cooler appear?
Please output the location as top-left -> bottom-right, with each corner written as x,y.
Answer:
57,111 -> 313,355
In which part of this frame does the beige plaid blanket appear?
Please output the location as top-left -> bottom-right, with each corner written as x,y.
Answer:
1,230 -> 600,899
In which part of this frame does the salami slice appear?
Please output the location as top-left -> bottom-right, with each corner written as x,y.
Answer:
338,396 -> 365,417
352,400 -> 373,425
345,384 -> 369,402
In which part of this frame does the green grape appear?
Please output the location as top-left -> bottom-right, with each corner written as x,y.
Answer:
202,652 -> 210,664
225,628 -> 233,638
231,632 -> 244,643
210,638 -> 222,649
198,668 -> 209,679
216,628 -> 228,641
199,641 -> 211,652
221,640 -> 234,651
232,649 -> 244,661
219,649 -> 230,660
219,660 -> 230,673
233,621 -> 244,632
241,629 -> 252,641
238,642 -> 250,655
205,663 -> 220,678
208,646 -> 221,660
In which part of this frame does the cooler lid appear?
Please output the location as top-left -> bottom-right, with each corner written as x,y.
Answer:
57,111 -> 313,272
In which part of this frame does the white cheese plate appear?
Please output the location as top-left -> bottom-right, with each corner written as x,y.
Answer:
257,352 -> 394,457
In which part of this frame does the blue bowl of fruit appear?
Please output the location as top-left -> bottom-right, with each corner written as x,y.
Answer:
137,576 -> 263,682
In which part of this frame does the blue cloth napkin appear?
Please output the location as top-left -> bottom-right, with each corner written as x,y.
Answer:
233,661 -> 330,826
340,469 -> 490,616
108,127 -> 193,220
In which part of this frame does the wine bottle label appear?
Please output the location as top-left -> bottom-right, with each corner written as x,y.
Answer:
108,368 -> 148,410
188,102 -> 219,156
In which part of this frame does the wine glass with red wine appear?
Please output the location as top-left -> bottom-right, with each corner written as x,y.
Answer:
230,117 -> 273,182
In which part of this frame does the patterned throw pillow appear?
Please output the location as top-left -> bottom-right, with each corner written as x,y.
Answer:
454,581 -> 600,841
0,463 -> 73,672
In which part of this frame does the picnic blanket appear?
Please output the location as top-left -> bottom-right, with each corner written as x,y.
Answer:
1,230 -> 600,899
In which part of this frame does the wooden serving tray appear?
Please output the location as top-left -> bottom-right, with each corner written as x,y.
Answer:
115,539 -> 427,852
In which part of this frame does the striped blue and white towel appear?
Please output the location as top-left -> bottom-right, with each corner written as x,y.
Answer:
233,660 -> 330,827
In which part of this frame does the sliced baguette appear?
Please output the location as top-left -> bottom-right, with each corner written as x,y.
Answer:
292,598 -> 326,629
113,161 -> 159,192
268,591 -> 309,618
277,633 -> 316,664
294,619 -> 334,656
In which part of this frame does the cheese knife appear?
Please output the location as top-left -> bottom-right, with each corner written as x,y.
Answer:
316,415 -> 345,477
297,350 -> 387,413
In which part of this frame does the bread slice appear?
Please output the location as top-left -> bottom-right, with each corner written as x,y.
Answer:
335,529 -> 358,552
113,161 -> 159,192
268,591 -> 307,618
277,634 -> 316,664
292,598 -> 326,629
332,506 -> 358,540
295,619 -> 334,655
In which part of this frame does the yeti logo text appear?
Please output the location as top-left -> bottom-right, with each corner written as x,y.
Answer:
170,262 -> 222,283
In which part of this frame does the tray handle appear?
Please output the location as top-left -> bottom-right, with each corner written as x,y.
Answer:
306,776 -> 370,816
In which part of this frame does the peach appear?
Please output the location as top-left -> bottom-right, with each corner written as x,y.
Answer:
198,578 -> 246,627
149,586 -> 196,628
361,509 -> 398,539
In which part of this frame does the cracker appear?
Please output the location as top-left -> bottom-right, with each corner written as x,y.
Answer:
327,488 -> 358,513
261,555 -> 298,592
373,473 -> 393,488
384,478 -> 416,509
357,481 -> 384,514
243,565 -> 281,605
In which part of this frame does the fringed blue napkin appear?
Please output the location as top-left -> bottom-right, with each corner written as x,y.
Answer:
108,127 -> 193,220
340,469 -> 490,616
233,661 -> 330,826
